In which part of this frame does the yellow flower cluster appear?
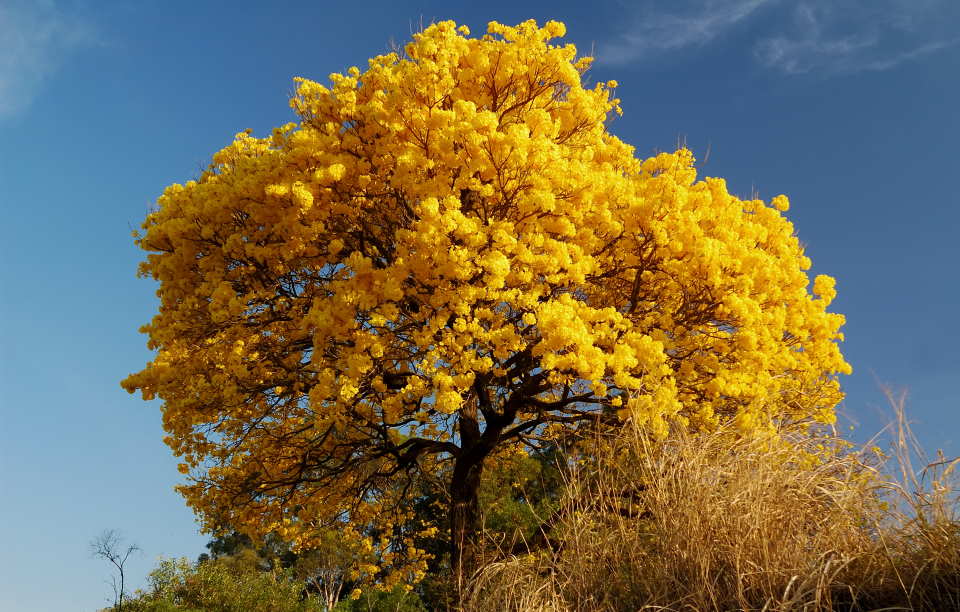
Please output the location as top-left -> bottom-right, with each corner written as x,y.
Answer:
122,19 -> 850,582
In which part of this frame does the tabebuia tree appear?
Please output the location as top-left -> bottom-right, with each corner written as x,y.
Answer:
122,19 -> 850,605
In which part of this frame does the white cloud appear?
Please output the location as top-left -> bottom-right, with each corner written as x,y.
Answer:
859,37 -> 960,72
599,0 -> 958,74
0,0 -> 97,118
754,1 -> 960,74
599,0 -> 776,65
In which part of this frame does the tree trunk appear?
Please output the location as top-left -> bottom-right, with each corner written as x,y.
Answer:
449,453 -> 484,610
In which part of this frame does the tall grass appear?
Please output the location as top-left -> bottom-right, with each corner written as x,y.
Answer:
466,392 -> 959,611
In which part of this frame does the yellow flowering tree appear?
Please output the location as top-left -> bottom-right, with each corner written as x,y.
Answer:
122,19 -> 850,603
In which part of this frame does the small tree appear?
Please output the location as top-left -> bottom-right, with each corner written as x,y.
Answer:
198,529 -> 363,609
91,529 -> 140,611
123,19 -> 850,606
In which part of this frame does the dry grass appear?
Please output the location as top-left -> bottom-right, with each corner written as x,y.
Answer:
466,391 -> 959,611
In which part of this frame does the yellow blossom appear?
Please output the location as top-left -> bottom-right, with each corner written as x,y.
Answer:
122,18 -> 849,596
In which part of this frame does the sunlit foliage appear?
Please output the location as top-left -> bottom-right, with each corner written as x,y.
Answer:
122,19 -> 849,595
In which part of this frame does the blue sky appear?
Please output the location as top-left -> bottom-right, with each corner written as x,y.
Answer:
0,1 -> 957,610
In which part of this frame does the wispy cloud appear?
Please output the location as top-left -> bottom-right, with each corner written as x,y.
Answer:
858,38 -> 960,72
0,0 -> 97,118
600,0 -> 959,75
754,1 -> 960,74
599,0 -> 775,65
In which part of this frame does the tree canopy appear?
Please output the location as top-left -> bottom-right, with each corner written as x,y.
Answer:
122,19 -> 850,602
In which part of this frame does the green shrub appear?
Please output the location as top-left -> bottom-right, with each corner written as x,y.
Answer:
123,555 -> 324,612
333,585 -> 427,612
